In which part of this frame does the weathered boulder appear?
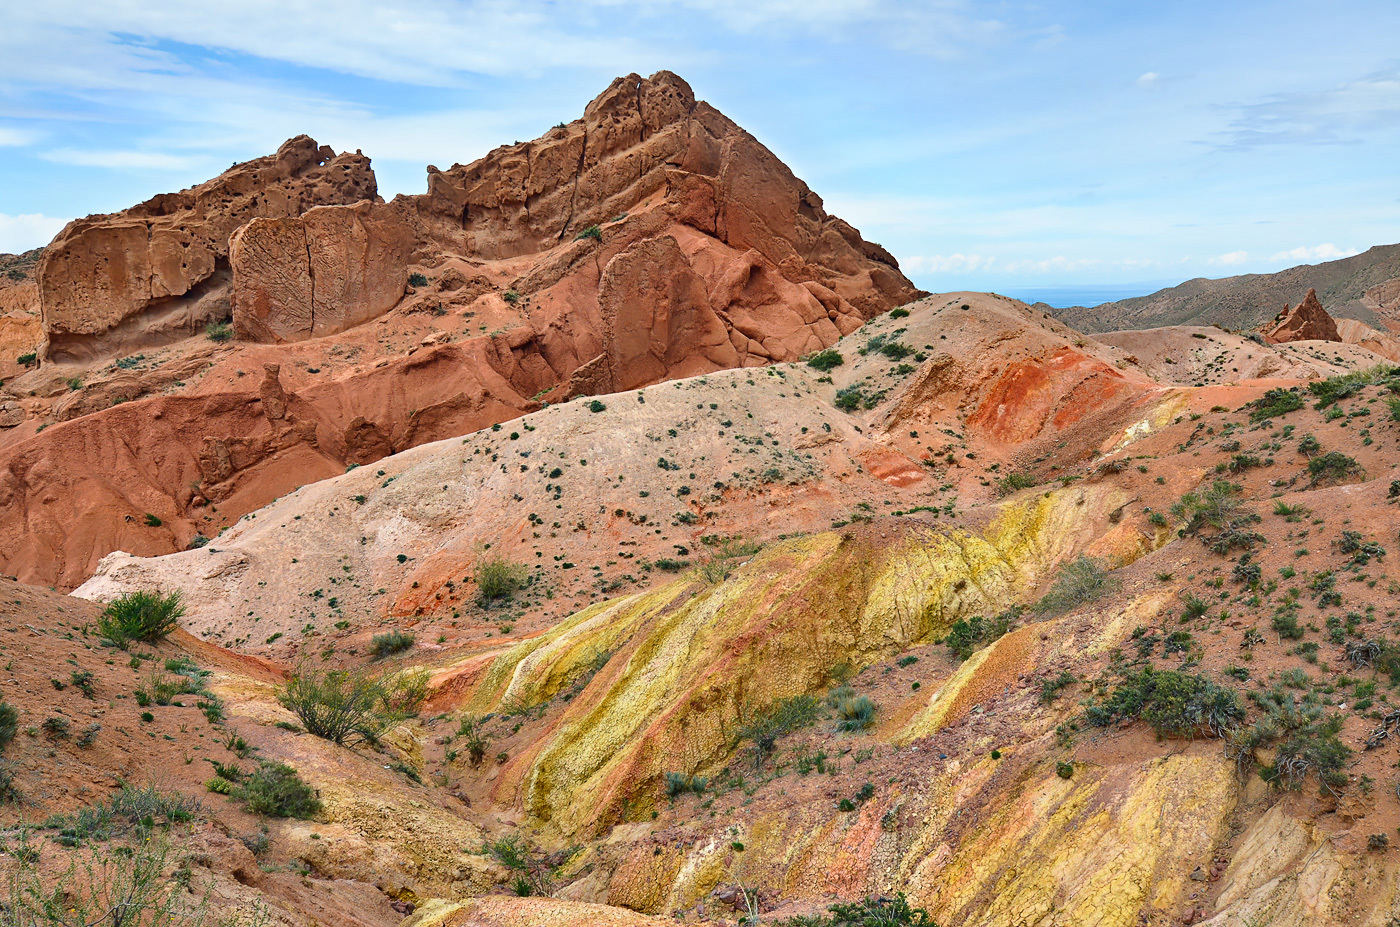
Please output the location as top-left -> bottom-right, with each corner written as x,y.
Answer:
38,136 -> 374,359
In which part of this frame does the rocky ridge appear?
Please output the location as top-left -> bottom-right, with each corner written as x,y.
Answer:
0,71 -> 919,590
1049,242 -> 1400,334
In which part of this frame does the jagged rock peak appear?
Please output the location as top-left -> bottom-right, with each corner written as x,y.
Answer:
1264,287 -> 1341,343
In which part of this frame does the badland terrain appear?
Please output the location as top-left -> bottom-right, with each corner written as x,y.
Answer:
3,72 -> 1400,927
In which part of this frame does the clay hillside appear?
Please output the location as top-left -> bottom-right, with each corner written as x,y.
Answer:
8,72 -> 1400,927
0,71 -> 920,591
1050,242 -> 1400,334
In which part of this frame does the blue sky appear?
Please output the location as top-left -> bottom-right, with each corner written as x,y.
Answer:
2,1 -> 1398,296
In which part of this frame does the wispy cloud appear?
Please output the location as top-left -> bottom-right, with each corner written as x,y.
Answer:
0,213 -> 68,253
1215,66 -> 1400,150
0,127 -> 39,147
904,253 -> 997,274
1269,243 -> 1360,263
1209,250 -> 1249,265
41,148 -> 200,170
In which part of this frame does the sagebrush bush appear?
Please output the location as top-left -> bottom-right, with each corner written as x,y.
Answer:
368,630 -> 415,659
738,695 -> 821,766
995,472 -> 1037,496
830,688 -> 877,732
1248,387 -> 1303,422
1171,481 -> 1263,554
805,348 -> 844,372
1307,451 -> 1363,486
1086,668 -> 1244,738
278,663 -> 427,745
96,590 -> 184,648
204,321 -> 232,343
1034,556 -> 1117,616
0,699 -> 17,753
475,555 -> 528,605
5,829 -> 205,926
234,762 -> 322,819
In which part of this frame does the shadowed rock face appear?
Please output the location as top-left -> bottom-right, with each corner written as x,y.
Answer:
37,136 -> 376,360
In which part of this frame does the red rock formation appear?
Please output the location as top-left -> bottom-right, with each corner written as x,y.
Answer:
0,71 -> 920,589
229,71 -> 916,345
1263,288 -> 1341,343
37,136 -> 375,360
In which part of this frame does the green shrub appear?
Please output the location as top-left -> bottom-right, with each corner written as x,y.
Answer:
834,386 -> 863,411
574,225 -> 602,242
233,762 -> 321,819
943,607 -> 1020,661
95,590 -> 184,648
663,771 -> 707,799
475,555 -> 528,605
1179,592 -> 1208,621
587,399 -> 606,413
482,834 -> 554,897
204,321 -> 232,343
1308,364 -> 1397,408
829,687 -> 877,732
738,695 -> 821,766
1085,668 -> 1244,738
407,272 -> 429,287
1307,451 -> 1362,486
1251,690 -> 1351,794
278,663 -> 427,745
1171,481 -> 1263,553
1034,556 -> 1117,616
805,348 -> 844,372
4,830 -> 205,926
1249,387 -> 1303,422
0,700 -> 17,753
1039,671 -> 1076,705
456,716 -> 489,767
16,352 -> 36,366
995,472 -> 1037,496
368,630 -> 415,659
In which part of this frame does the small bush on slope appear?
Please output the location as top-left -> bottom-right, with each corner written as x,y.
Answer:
233,762 -> 322,819
278,663 -> 427,745
96,590 -> 184,648
1034,556 -> 1118,617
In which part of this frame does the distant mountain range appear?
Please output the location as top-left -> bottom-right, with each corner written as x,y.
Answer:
1047,243 -> 1400,334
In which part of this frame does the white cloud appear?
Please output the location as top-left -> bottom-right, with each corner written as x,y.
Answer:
1209,250 -> 1248,265
1136,72 -> 1160,88
41,148 -> 200,170
904,253 -> 996,274
1269,243 -> 1360,264
0,127 -> 39,147
1217,66 -> 1400,149
0,213 -> 68,253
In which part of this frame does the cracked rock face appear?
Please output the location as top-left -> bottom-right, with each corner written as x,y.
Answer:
37,135 -> 375,360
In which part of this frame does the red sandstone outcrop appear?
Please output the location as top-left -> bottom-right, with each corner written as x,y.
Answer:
228,71 -> 916,345
0,71 -> 921,589
37,136 -> 375,360
1263,288 -> 1341,343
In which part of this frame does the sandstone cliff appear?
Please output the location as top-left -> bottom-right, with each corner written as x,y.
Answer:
0,72 -> 920,589
37,136 -> 375,360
